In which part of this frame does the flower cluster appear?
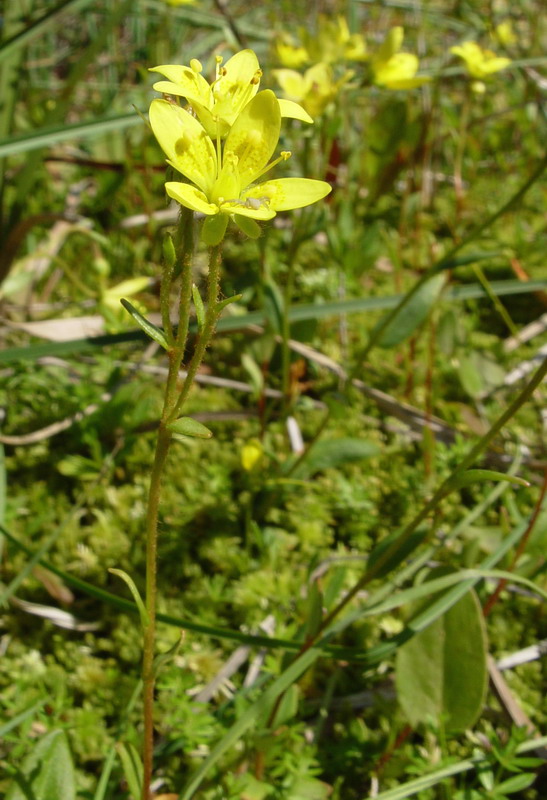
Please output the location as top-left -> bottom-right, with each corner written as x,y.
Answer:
149,50 -> 332,244
272,20 -> 430,119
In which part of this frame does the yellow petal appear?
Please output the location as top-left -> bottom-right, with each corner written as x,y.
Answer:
273,69 -> 307,101
213,49 -> 261,126
165,182 -> 218,215
211,152 -> 241,205
223,90 -> 281,188
149,99 -> 217,195
220,200 -> 275,220
376,27 -> 404,62
278,98 -> 313,124
374,53 -> 419,86
242,178 -> 331,211
150,65 -> 211,107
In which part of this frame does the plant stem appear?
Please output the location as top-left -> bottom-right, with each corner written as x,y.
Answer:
141,238 -> 223,800
141,423 -> 172,799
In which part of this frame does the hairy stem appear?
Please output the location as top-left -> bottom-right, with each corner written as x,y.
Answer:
141,238 -> 223,800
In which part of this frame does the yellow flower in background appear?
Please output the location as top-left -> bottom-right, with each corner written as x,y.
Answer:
241,439 -> 264,472
372,27 -> 430,90
494,21 -> 517,47
151,50 -> 311,139
450,41 -> 512,79
160,0 -> 197,5
273,63 -> 352,118
149,90 -> 331,244
274,14 -> 367,67
274,36 -> 309,69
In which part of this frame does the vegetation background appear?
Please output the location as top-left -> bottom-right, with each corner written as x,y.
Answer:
0,1 -> 546,798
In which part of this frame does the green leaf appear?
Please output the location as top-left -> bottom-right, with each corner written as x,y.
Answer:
119,299 -> 169,349
201,214 -> 228,246
288,438 -> 379,479
263,278 -> 285,335
108,569 -> 149,629
396,573 -> 488,732
1,279 -> 546,364
6,730 -> 75,800
192,284 -> 205,333
115,743 -> 142,800
234,214 -> 262,239
0,112 -> 141,157
376,273 -> 446,348
495,773 -> 537,794
448,470 -> 529,492
167,416 -> 213,439
216,292 -> 243,313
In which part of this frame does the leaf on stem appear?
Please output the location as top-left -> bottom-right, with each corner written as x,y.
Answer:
448,469 -> 529,492
108,568 -> 149,629
167,417 -> 213,439
120,298 -> 169,350
192,284 -> 205,332
216,293 -> 243,314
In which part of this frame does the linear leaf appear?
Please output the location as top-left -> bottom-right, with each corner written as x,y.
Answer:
120,299 -> 169,349
2,279 -> 545,365
0,113 -> 141,158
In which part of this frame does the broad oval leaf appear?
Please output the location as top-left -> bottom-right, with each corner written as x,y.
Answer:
6,729 -> 76,800
395,572 -> 488,732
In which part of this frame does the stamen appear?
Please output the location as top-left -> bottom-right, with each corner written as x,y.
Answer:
190,58 -> 202,73
215,55 -> 223,81
253,151 -> 292,181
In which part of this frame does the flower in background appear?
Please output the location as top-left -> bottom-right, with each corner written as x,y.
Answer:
450,41 -> 512,79
274,14 -> 367,67
149,89 -> 331,244
150,50 -> 311,139
372,27 -> 430,90
273,62 -> 352,118
493,21 -> 517,47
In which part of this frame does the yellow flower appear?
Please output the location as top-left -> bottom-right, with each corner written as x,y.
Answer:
273,63 -> 352,118
274,14 -> 367,67
304,14 -> 367,64
274,36 -> 309,69
149,90 -> 331,244
150,49 -> 311,138
494,21 -> 517,47
450,41 -> 511,79
372,27 -> 430,90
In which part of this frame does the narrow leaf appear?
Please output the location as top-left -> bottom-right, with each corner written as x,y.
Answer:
115,743 -> 143,800
376,273 -> 446,348
167,417 -> 213,439
216,293 -> 243,314
449,469 -> 530,491
120,298 -> 169,349
108,569 -> 149,629
192,284 -> 205,333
